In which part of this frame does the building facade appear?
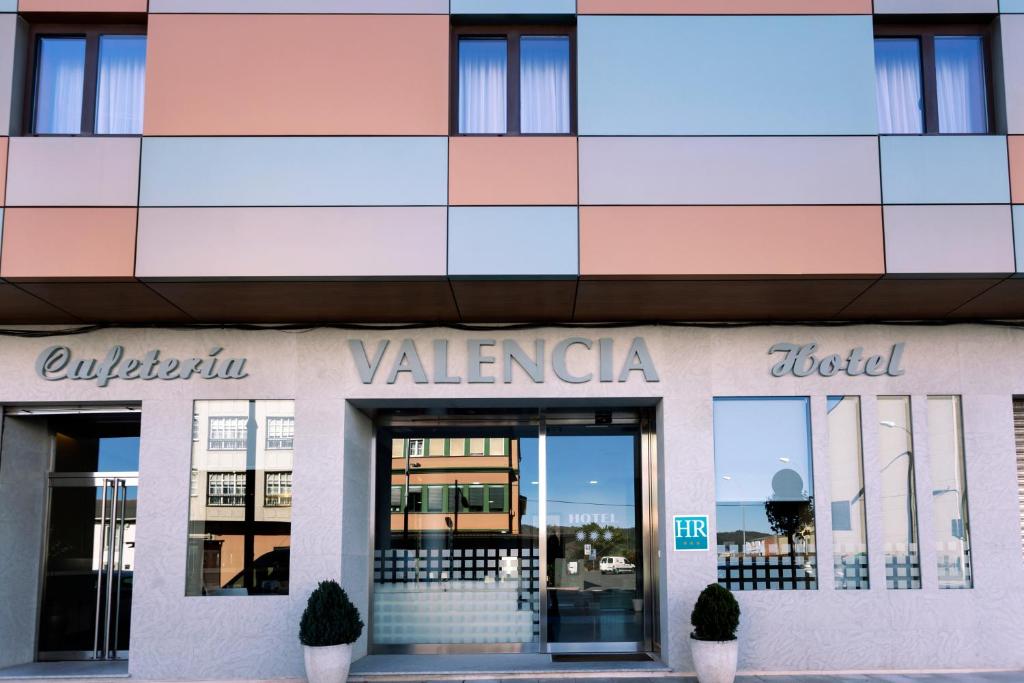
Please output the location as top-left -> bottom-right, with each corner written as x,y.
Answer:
0,0 -> 1023,679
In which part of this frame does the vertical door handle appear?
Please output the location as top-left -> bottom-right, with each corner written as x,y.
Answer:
111,480 -> 127,658
103,479 -> 120,659
93,480 -> 111,660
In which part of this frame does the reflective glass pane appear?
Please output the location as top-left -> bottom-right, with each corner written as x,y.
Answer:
935,36 -> 988,134
878,396 -> 921,589
874,38 -> 924,134
95,35 -> 146,135
185,400 -> 293,596
458,38 -> 507,134
546,429 -> 643,644
927,396 -> 972,589
520,36 -> 570,134
35,36 -> 85,134
827,396 -> 869,590
53,415 -> 140,473
714,398 -> 817,591
373,428 -> 539,646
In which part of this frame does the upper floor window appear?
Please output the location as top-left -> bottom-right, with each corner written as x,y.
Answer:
266,416 -> 294,450
454,25 -> 574,135
874,23 -> 992,134
30,26 -> 146,135
208,416 -> 247,451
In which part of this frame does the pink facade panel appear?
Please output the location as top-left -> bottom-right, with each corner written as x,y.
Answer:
19,0 -> 147,10
144,14 -> 449,136
580,206 -> 884,276
6,137 -> 140,207
449,137 -> 578,206
883,205 -> 1014,274
135,207 -> 447,278
1,208 -> 137,279
577,0 -> 871,13
1010,136 -> 1024,203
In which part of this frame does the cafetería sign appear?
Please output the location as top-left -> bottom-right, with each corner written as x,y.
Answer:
36,345 -> 249,387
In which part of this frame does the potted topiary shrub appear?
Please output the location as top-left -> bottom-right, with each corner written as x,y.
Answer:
689,583 -> 741,683
299,580 -> 364,683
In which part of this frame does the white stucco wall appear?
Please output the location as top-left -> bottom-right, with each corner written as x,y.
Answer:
0,324 -> 1021,678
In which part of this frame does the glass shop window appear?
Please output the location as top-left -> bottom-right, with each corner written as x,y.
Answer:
927,396 -> 972,589
827,396 -> 870,590
185,399 -> 294,596
31,29 -> 146,135
878,396 -> 921,589
874,23 -> 993,134
455,25 -> 574,135
714,397 -> 817,591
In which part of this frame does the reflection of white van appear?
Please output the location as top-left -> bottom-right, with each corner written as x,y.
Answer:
599,556 -> 635,574
500,556 -> 519,579
567,561 -> 578,575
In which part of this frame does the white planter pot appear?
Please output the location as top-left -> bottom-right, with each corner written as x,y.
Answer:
690,637 -> 738,683
303,643 -> 353,683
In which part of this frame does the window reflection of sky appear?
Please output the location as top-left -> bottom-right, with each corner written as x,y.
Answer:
714,398 -> 812,503
518,434 -> 637,529
97,436 -> 141,471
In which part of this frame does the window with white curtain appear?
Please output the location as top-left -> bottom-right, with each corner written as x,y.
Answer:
455,26 -> 574,135
31,28 -> 146,135
874,25 -> 991,135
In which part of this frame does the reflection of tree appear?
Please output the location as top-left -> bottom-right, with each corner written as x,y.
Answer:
763,469 -> 815,564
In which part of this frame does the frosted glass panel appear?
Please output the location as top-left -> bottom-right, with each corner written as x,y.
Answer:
878,396 -> 921,590
827,396 -> 869,590
927,396 -> 972,589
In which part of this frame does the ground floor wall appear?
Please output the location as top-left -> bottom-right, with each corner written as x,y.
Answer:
0,324 -> 1021,677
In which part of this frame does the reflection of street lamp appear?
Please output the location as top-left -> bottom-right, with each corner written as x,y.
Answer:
880,420 -> 916,547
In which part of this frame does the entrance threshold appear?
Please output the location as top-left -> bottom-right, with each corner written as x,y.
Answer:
0,661 -> 129,681
349,654 -> 671,681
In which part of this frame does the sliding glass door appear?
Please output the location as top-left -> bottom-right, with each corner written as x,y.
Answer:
371,411 -> 655,655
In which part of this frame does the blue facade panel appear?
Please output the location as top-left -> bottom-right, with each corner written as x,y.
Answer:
450,0 -> 575,12
0,1 -> 15,11
448,207 -> 578,277
880,136 -> 1011,205
139,137 -> 448,207
1002,0 -> 1024,11
577,15 -> 878,136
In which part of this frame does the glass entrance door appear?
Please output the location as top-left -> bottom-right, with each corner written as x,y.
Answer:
543,426 -> 646,652
38,414 -> 140,661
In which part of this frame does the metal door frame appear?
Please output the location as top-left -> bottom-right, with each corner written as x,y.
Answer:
368,408 -> 660,655
38,440 -> 138,663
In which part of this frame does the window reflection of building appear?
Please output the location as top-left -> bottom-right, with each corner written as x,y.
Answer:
185,400 -> 294,597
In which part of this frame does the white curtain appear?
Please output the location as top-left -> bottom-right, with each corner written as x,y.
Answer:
874,38 -> 924,135
458,39 -> 507,134
520,36 -> 570,135
95,35 -> 147,135
34,37 -> 85,134
935,36 -> 988,134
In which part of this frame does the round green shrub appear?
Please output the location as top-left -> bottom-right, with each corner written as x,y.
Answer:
690,583 -> 740,642
299,580 -> 364,647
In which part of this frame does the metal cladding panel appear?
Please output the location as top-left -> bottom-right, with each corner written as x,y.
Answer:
1004,0 -> 1024,10
874,0 -> 998,11
0,208 -> 137,279
19,0 -> 146,9
1004,16 -> 1024,133
577,0 -> 871,12
579,136 -> 880,205
880,135 -> 1011,204
1011,137 -> 1024,202
139,137 -> 448,207
449,137 -> 578,206
451,0 -> 576,12
6,137 -> 141,207
448,206 -> 579,277
136,207 -> 448,278
149,0 -> 448,10
0,1 -> 14,9
579,206 -> 884,276
577,15 -> 877,135
883,205 -> 1015,274
1016,206 -> 1024,272
144,14 -> 449,135
0,14 -> 20,134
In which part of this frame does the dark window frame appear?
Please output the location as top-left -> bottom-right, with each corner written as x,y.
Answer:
450,23 -> 577,136
24,20 -> 147,136
874,19 -> 997,135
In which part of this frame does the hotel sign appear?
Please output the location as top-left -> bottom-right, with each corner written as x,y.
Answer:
348,337 -> 660,384
673,515 -> 710,551
769,342 -> 906,378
